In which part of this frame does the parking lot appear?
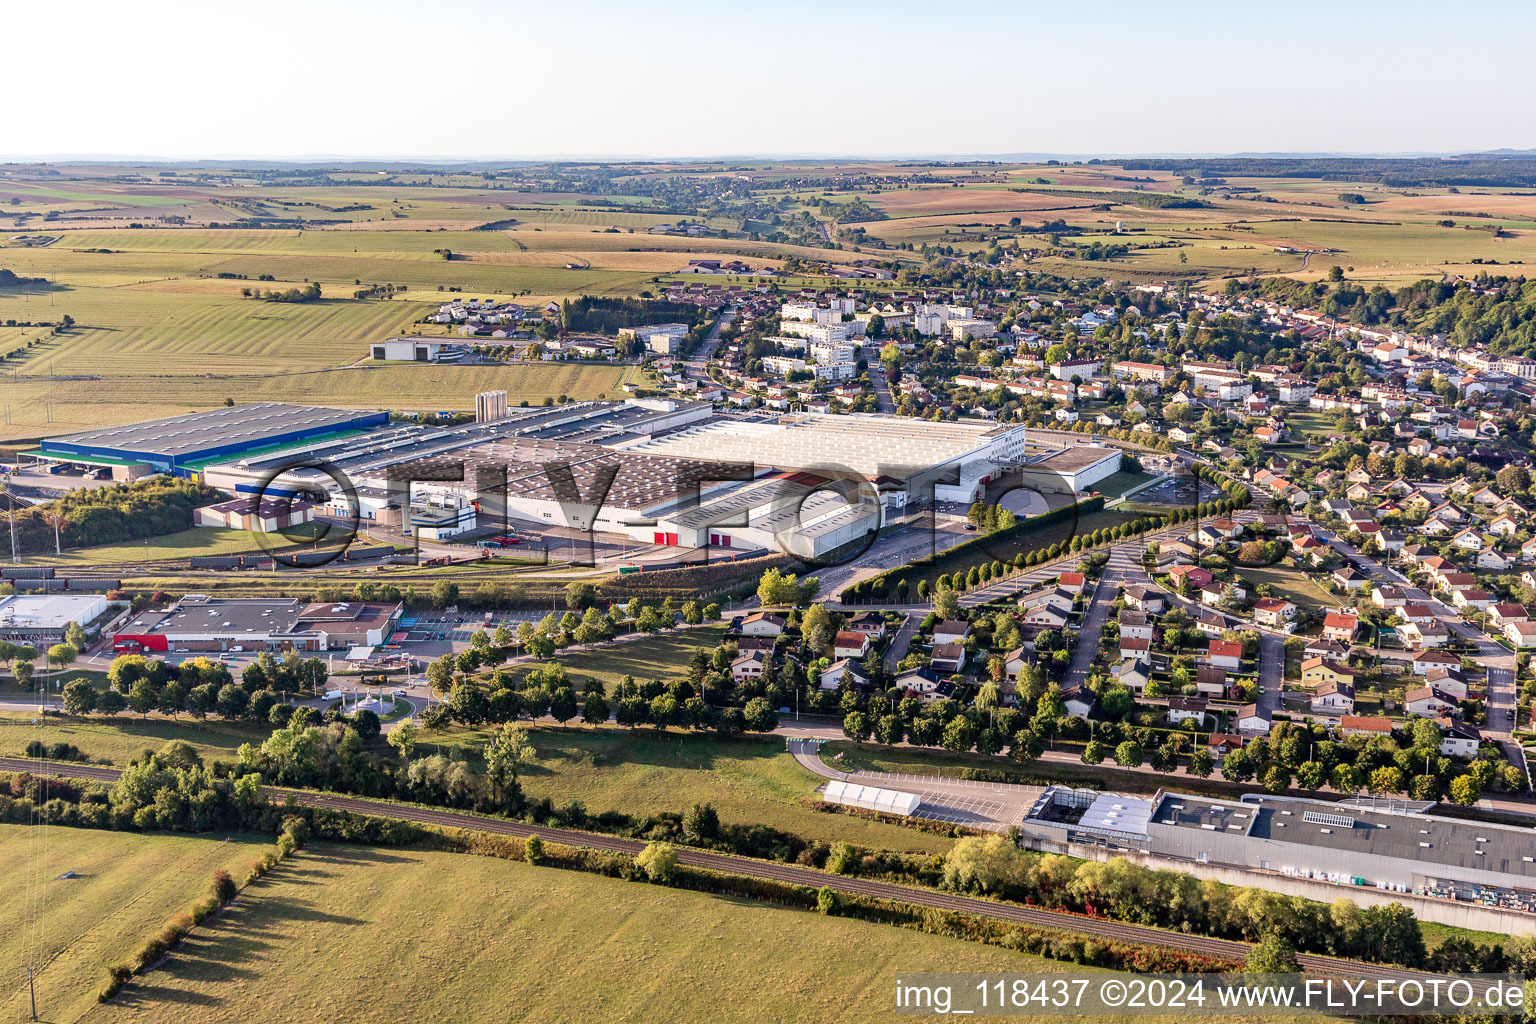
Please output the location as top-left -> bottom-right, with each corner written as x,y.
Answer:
1132,476 -> 1220,509
910,791 -> 1014,828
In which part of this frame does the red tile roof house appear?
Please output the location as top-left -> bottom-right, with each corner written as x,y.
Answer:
1252,597 -> 1296,627
1339,715 -> 1393,739
1321,612 -> 1359,643
1205,639 -> 1244,670
832,630 -> 871,660
1167,565 -> 1214,590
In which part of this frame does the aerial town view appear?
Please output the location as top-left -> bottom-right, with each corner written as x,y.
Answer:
6,2 -> 1536,1021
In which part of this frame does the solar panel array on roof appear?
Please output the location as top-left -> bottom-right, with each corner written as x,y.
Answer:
42,403 -> 381,460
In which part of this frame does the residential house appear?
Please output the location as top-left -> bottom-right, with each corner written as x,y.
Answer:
1311,678 -> 1356,715
931,619 -> 971,646
1118,610 -> 1155,643
739,612 -> 786,637
1321,612 -> 1360,644
1404,686 -> 1457,718
1111,658 -> 1153,694
1438,720 -> 1482,759
1195,664 -> 1228,697
1252,597 -> 1298,627
818,659 -> 871,691
1236,704 -> 1272,735
929,643 -> 967,674
730,651 -> 767,682
1412,649 -> 1462,675
1339,715 -> 1393,739
1061,687 -> 1098,719
1206,639 -> 1244,671
1505,621 -> 1536,649
832,630 -> 872,660
1167,696 -> 1209,725
1398,620 -> 1451,650
1122,586 -> 1165,613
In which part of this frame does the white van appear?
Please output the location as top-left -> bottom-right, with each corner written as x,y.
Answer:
323,689 -> 346,700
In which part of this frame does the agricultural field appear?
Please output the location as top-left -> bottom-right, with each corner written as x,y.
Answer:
5,158 -> 1535,444
0,825 -> 270,1024
79,842 -> 1108,1024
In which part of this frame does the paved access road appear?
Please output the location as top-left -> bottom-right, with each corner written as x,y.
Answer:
0,755 -> 1440,981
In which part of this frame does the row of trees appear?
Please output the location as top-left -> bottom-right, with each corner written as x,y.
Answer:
3,476 -> 223,554
940,835 -> 1441,968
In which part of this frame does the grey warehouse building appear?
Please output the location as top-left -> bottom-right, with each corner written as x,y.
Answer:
1020,786 -> 1536,910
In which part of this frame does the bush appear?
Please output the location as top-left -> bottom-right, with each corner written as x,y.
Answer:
637,842 -> 678,884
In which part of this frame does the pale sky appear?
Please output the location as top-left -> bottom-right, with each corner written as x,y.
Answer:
10,0 -> 1534,160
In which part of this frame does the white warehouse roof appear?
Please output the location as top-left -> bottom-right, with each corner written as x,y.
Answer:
822,780 -> 921,816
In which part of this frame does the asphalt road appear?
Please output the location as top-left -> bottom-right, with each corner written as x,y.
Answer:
0,755 -> 1444,980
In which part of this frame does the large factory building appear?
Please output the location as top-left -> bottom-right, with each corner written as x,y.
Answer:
1021,786 -> 1536,915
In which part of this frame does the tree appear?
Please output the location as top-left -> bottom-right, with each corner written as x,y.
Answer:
1081,739 -> 1106,764
387,721 -> 418,760
1114,741 -> 1144,768
842,710 -> 870,743
523,834 -> 545,865
1368,765 -> 1405,795
1188,748 -> 1214,778
564,581 -> 596,611
942,834 -> 1024,894
1247,932 -> 1300,973
485,721 -> 536,803
681,803 -> 720,845
802,604 -> 833,653
47,643 -> 77,673
61,679 -> 96,715
1331,762 -> 1364,795
582,689 -> 610,725
1296,760 -> 1327,790
637,842 -> 678,883
128,678 -> 157,718
216,682 -> 249,720
448,682 -> 490,725
932,586 -> 961,621
941,715 -> 976,753
547,687 -> 579,724
1010,728 -> 1043,764
1496,465 -> 1531,496
1449,774 -> 1481,806
742,697 -> 778,733
96,688 -> 127,716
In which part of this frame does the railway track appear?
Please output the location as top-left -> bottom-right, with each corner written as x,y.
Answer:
0,757 -> 1434,980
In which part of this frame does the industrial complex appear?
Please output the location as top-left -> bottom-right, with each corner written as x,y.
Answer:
23,400 -> 1117,561
1020,786 -> 1536,920
26,403 -> 389,479
112,597 -> 403,654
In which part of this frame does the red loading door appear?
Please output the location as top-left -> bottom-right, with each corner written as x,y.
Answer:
653,531 -> 665,544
